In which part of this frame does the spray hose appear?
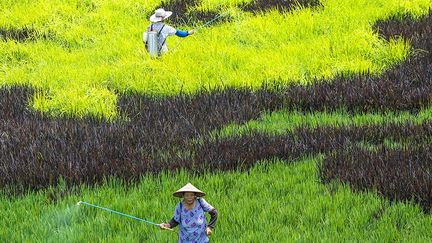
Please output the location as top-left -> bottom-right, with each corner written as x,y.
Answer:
77,201 -> 173,231
194,11 -> 230,31
169,10 -> 232,54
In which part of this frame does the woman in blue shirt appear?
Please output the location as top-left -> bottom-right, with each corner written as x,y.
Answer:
160,183 -> 218,242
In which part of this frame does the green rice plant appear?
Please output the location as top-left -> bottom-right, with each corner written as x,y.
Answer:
216,107 -> 432,137
1,2 -> 432,241
1,159 -> 431,242
1,0 -> 431,117
2,9 -> 432,192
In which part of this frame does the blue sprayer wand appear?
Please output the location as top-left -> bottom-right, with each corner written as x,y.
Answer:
77,201 -> 173,231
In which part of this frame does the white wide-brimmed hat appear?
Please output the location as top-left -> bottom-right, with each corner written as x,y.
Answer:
150,8 -> 173,23
173,183 -> 206,198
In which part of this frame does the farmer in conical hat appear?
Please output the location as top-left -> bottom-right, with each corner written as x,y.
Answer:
160,183 -> 218,242
143,8 -> 196,55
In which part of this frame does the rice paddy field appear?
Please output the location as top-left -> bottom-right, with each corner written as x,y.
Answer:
1,0 -> 432,241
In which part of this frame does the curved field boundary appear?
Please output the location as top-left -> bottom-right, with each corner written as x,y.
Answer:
1,11 -> 431,211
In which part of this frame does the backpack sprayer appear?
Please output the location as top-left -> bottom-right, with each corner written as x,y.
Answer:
143,24 -> 165,58
146,31 -> 160,57
77,201 -> 173,231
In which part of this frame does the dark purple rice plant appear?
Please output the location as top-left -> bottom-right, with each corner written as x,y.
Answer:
1,9 -> 432,213
0,26 -> 51,42
156,0 -> 224,26
239,0 -> 322,14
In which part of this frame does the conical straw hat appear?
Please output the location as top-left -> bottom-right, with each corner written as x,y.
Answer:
173,183 -> 205,197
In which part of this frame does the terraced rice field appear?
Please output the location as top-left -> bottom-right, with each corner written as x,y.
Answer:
1,0 -> 432,241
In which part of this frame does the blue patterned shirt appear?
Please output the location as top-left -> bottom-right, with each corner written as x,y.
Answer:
173,198 -> 214,243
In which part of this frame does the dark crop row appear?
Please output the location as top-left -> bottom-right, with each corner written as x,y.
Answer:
239,0 -> 322,13
117,10 -> 432,148
0,11 -> 431,211
187,122 -> 432,171
4,91 -> 431,210
157,0 -> 227,26
0,87 -> 34,119
184,123 -> 432,211
157,0 -> 321,26
0,26 -> 52,42
321,144 -> 432,212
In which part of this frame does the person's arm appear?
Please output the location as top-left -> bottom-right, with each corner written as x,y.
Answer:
175,30 -> 189,37
175,29 -> 196,37
169,217 -> 179,228
160,202 -> 181,230
198,198 -> 218,229
160,217 -> 179,229
207,208 -> 218,229
163,24 -> 195,38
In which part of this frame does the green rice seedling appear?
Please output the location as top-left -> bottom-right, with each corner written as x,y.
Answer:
1,0 -> 431,118
1,159 -> 431,242
215,107 -> 432,138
